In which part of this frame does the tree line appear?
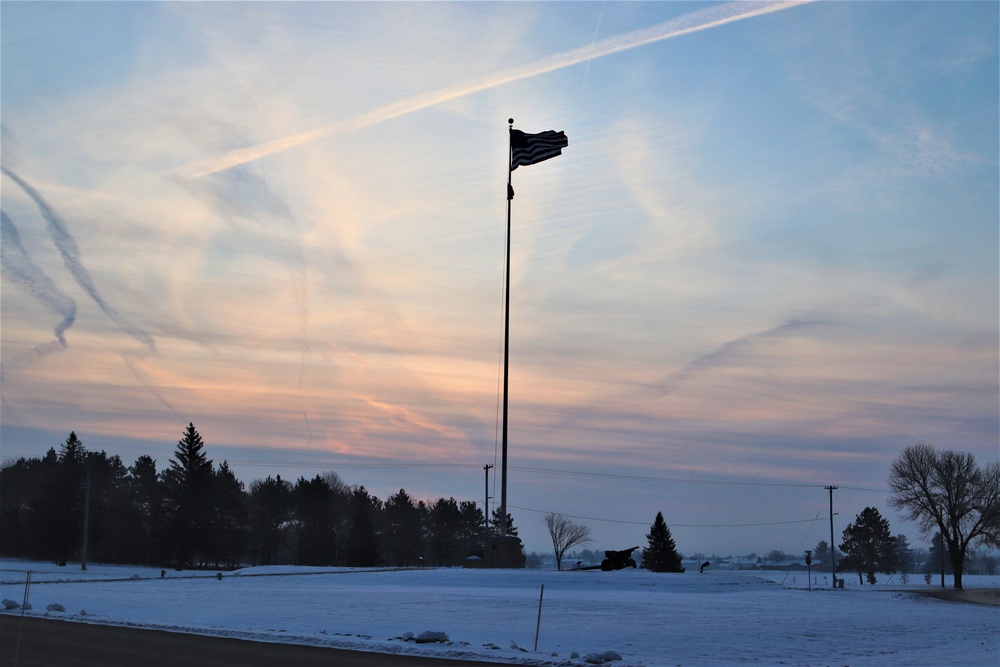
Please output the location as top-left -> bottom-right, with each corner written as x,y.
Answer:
3,431 -> 996,587
0,424 -> 517,569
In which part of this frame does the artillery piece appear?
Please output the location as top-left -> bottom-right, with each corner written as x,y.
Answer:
600,546 -> 639,571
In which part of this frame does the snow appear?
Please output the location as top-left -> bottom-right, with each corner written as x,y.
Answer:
1,560 -> 997,666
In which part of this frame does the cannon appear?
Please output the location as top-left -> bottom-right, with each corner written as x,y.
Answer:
600,546 -> 639,571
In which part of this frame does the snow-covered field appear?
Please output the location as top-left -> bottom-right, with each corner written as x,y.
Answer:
1,560 -> 997,666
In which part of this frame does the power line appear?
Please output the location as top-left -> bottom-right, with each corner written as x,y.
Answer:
223,461 -> 480,470
510,465 -> 824,489
508,504 -> 828,529
221,461 -> 888,492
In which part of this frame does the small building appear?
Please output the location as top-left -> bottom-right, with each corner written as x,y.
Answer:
463,535 -> 526,569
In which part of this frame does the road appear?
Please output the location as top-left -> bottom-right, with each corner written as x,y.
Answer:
0,615 -> 511,667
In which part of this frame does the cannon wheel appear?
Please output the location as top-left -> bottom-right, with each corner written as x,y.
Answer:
627,558 -> 637,568
600,559 -> 612,571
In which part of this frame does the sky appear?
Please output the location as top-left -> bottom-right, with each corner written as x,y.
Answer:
1,1 -> 997,558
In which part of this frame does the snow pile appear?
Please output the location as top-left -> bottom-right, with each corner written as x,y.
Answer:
583,650 -> 622,664
1,560 -> 997,666
400,630 -> 449,643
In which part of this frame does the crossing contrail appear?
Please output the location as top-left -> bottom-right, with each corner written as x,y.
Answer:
177,1 -> 812,179
121,354 -> 184,421
1,210 -> 77,350
2,166 -> 157,352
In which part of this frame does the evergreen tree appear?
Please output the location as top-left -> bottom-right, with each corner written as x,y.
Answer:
893,534 -> 913,574
45,433 -> 87,566
927,531 -> 953,576
383,489 -> 422,566
642,511 -> 684,572
248,475 -> 292,565
86,452 -> 138,564
812,540 -> 832,568
160,423 -> 215,568
0,457 -> 35,557
344,486 -> 381,567
292,475 -> 339,566
129,455 -> 163,564
490,507 -> 518,536
213,461 -> 249,568
429,497 -> 464,565
26,449 -> 61,561
839,506 -> 897,584
459,500 -> 485,543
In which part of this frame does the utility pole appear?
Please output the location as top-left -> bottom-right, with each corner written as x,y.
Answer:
483,464 -> 493,536
826,485 -> 838,588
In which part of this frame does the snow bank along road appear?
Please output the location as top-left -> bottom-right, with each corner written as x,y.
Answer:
0,615 -> 509,667
1,561 -> 998,666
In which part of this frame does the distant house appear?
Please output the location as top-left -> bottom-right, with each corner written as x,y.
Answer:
717,557 -> 759,571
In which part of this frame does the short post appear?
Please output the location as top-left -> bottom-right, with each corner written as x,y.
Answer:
805,550 -> 812,591
534,584 -> 545,651
15,570 -> 32,666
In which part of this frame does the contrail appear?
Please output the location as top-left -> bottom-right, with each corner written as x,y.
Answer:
178,1 -> 812,179
655,319 -> 827,396
1,167 -> 157,351
579,0 -> 609,94
121,354 -> 184,421
1,210 -> 78,349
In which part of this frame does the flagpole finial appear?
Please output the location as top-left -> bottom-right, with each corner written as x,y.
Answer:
508,118 -> 514,126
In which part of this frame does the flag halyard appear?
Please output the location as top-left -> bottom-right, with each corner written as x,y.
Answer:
510,129 -> 568,171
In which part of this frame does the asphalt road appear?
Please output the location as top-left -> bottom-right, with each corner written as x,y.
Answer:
0,615 -> 511,667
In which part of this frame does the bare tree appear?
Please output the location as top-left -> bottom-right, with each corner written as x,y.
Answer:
888,443 -> 1000,590
544,512 -> 591,570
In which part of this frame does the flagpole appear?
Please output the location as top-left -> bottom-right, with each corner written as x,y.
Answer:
500,118 -> 513,537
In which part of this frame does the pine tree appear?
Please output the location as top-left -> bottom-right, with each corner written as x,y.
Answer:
383,489 -> 422,566
429,497 -> 463,565
86,452 -> 135,564
248,475 -> 292,565
213,461 -> 248,568
161,423 -> 214,568
129,455 -> 163,564
458,500 -> 485,542
927,531 -> 953,576
344,486 -> 381,567
839,506 -> 897,584
642,511 -> 684,573
47,433 -> 87,566
490,507 -> 518,536
292,475 -> 338,566
813,540 -> 832,568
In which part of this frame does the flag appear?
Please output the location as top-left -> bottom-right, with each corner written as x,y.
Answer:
510,129 -> 568,170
